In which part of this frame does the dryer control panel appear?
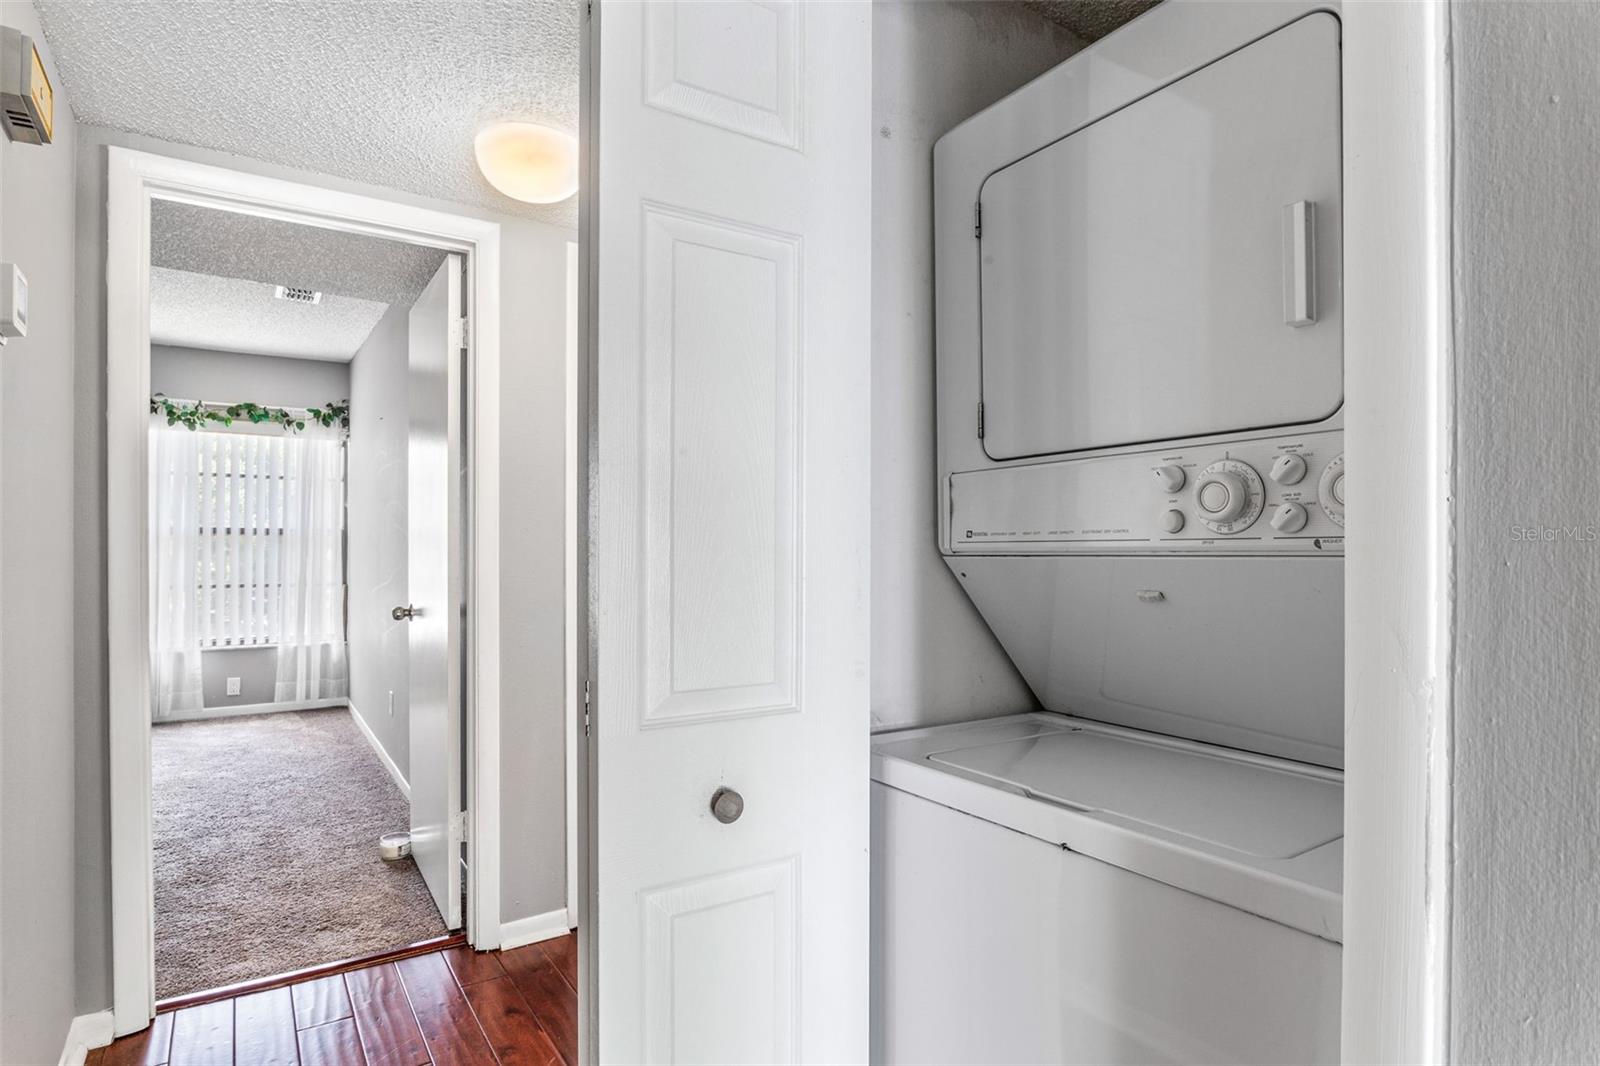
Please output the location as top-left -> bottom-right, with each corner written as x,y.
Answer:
949,430 -> 1343,555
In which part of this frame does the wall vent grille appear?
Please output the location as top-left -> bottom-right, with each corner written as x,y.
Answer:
272,284 -> 323,305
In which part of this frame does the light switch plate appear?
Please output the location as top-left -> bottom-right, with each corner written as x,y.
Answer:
0,262 -> 27,343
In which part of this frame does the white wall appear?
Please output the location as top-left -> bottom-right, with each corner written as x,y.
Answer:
72,126 -> 574,1011
870,1 -> 1082,732
347,301 -> 410,774
1449,3 -> 1600,1059
0,3 -> 78,1060
151,345 -> 353,711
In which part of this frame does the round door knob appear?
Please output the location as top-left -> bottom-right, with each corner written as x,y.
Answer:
1161,509 -> 1185,534
392,604 -> 416,621
1270,502 -> 1309,534
1270,454 -> 1307,485
709,787 -> 744,824
1154,465 -> 1186,493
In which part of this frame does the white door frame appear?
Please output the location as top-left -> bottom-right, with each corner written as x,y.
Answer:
1340,3 -> 1455,1062
564,240 -> 581,929
106,146 -> 504,1036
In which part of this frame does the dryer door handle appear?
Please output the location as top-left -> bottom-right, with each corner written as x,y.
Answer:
1282,200 -> 1316,328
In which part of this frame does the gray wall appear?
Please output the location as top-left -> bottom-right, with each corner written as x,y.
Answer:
494,216 -> 572,929
152,344 -> 352,710
347,302 -> 411,774
197,647 -> 277,707
869,2 -> 1081,732
73,126 -> 573,1012
1450,3 -> 1600,1060
0,3 -> 78,1060
151,344 -> 350,409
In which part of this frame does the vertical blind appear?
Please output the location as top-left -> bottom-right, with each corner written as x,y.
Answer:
196,432 -> 345,648
199,432 -> 285,646
149,424 -> 349,717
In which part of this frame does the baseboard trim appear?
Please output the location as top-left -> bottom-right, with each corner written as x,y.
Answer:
500,908 -> 574,951
58,1010 -> 114,1066
348,702 -> 409,799
154,698 -> 344,724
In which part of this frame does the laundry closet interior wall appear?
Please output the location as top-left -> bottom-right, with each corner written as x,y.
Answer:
870,0 -> 1084,733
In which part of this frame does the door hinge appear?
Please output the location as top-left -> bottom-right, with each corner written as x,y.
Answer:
977,401 -> 985,439
451,810 -> 469,842
450,316 -> 469,349
973,201 -> 982,239
583,680 -> 591,737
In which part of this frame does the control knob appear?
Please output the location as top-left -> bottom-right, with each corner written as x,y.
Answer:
1193,460 -> 1265,534
1270,502 -> 1308,534
1270,453 -> 1307,485
1318,454 -> 1346,528
1198,473 -> 1247,522
1154,465 -> 1186,493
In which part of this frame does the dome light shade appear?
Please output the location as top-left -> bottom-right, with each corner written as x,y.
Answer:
474,122 -> 578,204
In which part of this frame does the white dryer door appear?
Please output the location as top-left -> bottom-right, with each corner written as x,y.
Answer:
978,12 -> 1342,461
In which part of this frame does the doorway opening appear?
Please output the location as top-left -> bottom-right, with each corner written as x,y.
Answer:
106,149 -> 548,1036
142,200 -> 470,1000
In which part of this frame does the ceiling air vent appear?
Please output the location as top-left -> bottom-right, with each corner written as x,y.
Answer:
273,284 -> 323,305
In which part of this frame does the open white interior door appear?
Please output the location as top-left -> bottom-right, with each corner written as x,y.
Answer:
407,253 -> 465,930
591,1 -> 872,1062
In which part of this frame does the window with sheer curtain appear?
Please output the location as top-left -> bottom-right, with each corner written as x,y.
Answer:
150,423 -> 349,717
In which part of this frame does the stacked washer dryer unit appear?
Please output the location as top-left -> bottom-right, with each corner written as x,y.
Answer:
872,3 -> 1345,1064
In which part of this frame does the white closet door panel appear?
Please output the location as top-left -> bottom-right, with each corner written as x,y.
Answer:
592,2 -> 871,1062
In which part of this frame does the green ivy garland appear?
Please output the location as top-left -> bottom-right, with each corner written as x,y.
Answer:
150,395 -> 350,434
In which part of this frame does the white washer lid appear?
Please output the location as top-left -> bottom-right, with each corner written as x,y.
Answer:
927,727 -> 1341,860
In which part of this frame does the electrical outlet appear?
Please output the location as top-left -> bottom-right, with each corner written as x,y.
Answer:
388,690 -> 395,717
226,677 -> 242,697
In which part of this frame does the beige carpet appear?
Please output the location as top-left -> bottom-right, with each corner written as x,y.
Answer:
152,708 -> 447,999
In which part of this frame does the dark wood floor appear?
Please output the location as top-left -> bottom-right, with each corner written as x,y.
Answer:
89,934 -> 579,1066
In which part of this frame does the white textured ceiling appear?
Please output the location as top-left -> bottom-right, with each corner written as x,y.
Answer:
151,267 -> 390,363
152,200 -> 447,305
1021,0 -> 1161,42
35,0 -> 580,226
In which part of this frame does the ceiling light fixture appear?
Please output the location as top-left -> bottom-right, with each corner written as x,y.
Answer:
474,121 -> 579,205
